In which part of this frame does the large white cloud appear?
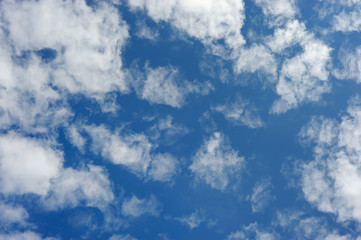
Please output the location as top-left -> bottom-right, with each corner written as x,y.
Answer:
0,133 -> 63,195
0,0 -> 130,133
128,0 -> 245,50
271,38 -> 332,114
0,133 -> 115,213
299,98 -> 361,222
0,0 -> 129,97
190,132 -> 244,191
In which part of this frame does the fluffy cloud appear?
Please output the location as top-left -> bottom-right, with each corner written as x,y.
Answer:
0,133 -> 114,213
0,202 -> 29,227
85,124 -> 178,182
0,0 -> 130,133
175,210 -> 206,230
299,98 -> 361,222
43,165 -> 114,211
133,64 -> 213,108
190,132 -> 244,190
0,231 -> 56,240
249,178 -> 275,213
121,195 -> 161,218
0,0 -> 129,97
213,95 -> 264,129
271,39 -> 332,114
227,223 -> 277,240
0,133 -> 62,195
234,44 -> 277,77
254,0 -> 297,18
128,0 -> 245,49
333,47 -> 361,83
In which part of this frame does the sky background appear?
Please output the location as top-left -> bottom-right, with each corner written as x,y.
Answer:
1,0 -> 361,239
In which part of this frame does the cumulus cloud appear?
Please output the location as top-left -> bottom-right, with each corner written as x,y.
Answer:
234,44 -> 277,78
175,210 -> 206,230
85,124 -> 178,182
0,0 -> 129,97
333,46 -> 361,83
0,231 -> 56,240
0,202 -> 29,227
0,133 -> 115,214
43,165 -> 114,211
271,39 -> 332,114
254,0 -> 297,19
227,223 -> 277,240
249,178 -> 275,213
299,98 -> 361,223
128,0 -> 245,50
190,132 -> 244,191
213,95 -> 264,129
274,210 -> 356,240
0,133 -> 63,195
121,195 -> 161,218
109,234 -> 138,240
132,64 -> 213,108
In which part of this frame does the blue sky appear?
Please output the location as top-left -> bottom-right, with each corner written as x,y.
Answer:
1,0 -> 361,239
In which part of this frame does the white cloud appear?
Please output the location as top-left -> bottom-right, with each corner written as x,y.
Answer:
134,65 -> 212,108
299,98 -> 361,223
84,124 -> 179,182
147,153 -> 178,182
266,20 -> 307,53
274,211 -> 355,240
213,95 -> 264,129
148,115 -> 189,143
43,165 -> 114,211
128,0 -> 245,49
271,39 -> 332,114
0,231 -> 56,240
175,210 -> 206,230
0,202 -> 29,227
109,234 -> 137,240
234,44 -> 277,77
0,132 -> 115,213
249,178 -> 275,213
190,132 -> 244,191
333,47 -> 361,83
0,133 -> 62,195
333,9 -> 361,32
121,195 -> 161,218
227,223 -> 277,240
254,0 -> 297,19
1,0 -> 129,97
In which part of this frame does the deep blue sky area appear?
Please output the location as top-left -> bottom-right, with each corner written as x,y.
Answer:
1,0 -> 361,239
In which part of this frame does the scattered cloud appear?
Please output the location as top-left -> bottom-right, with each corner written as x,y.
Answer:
213,95 -> 264,129
0,231 -> 57,240
175,210 -> 206,230
121,195 -> 161,218
0,133 -> 63,195
249,178 -> 275,213
128,0 -> 245,50
227,222 -> 277,240
109,234 -> 138,240
0,202 -> 29,228
299,97 -> 361,223
43,165 -> 114,211
132,64 -> 213,108
190,132 -> 244,191
84,124 -> 179,182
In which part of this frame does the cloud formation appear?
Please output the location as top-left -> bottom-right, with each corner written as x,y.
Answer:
190,132 -> 244,190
